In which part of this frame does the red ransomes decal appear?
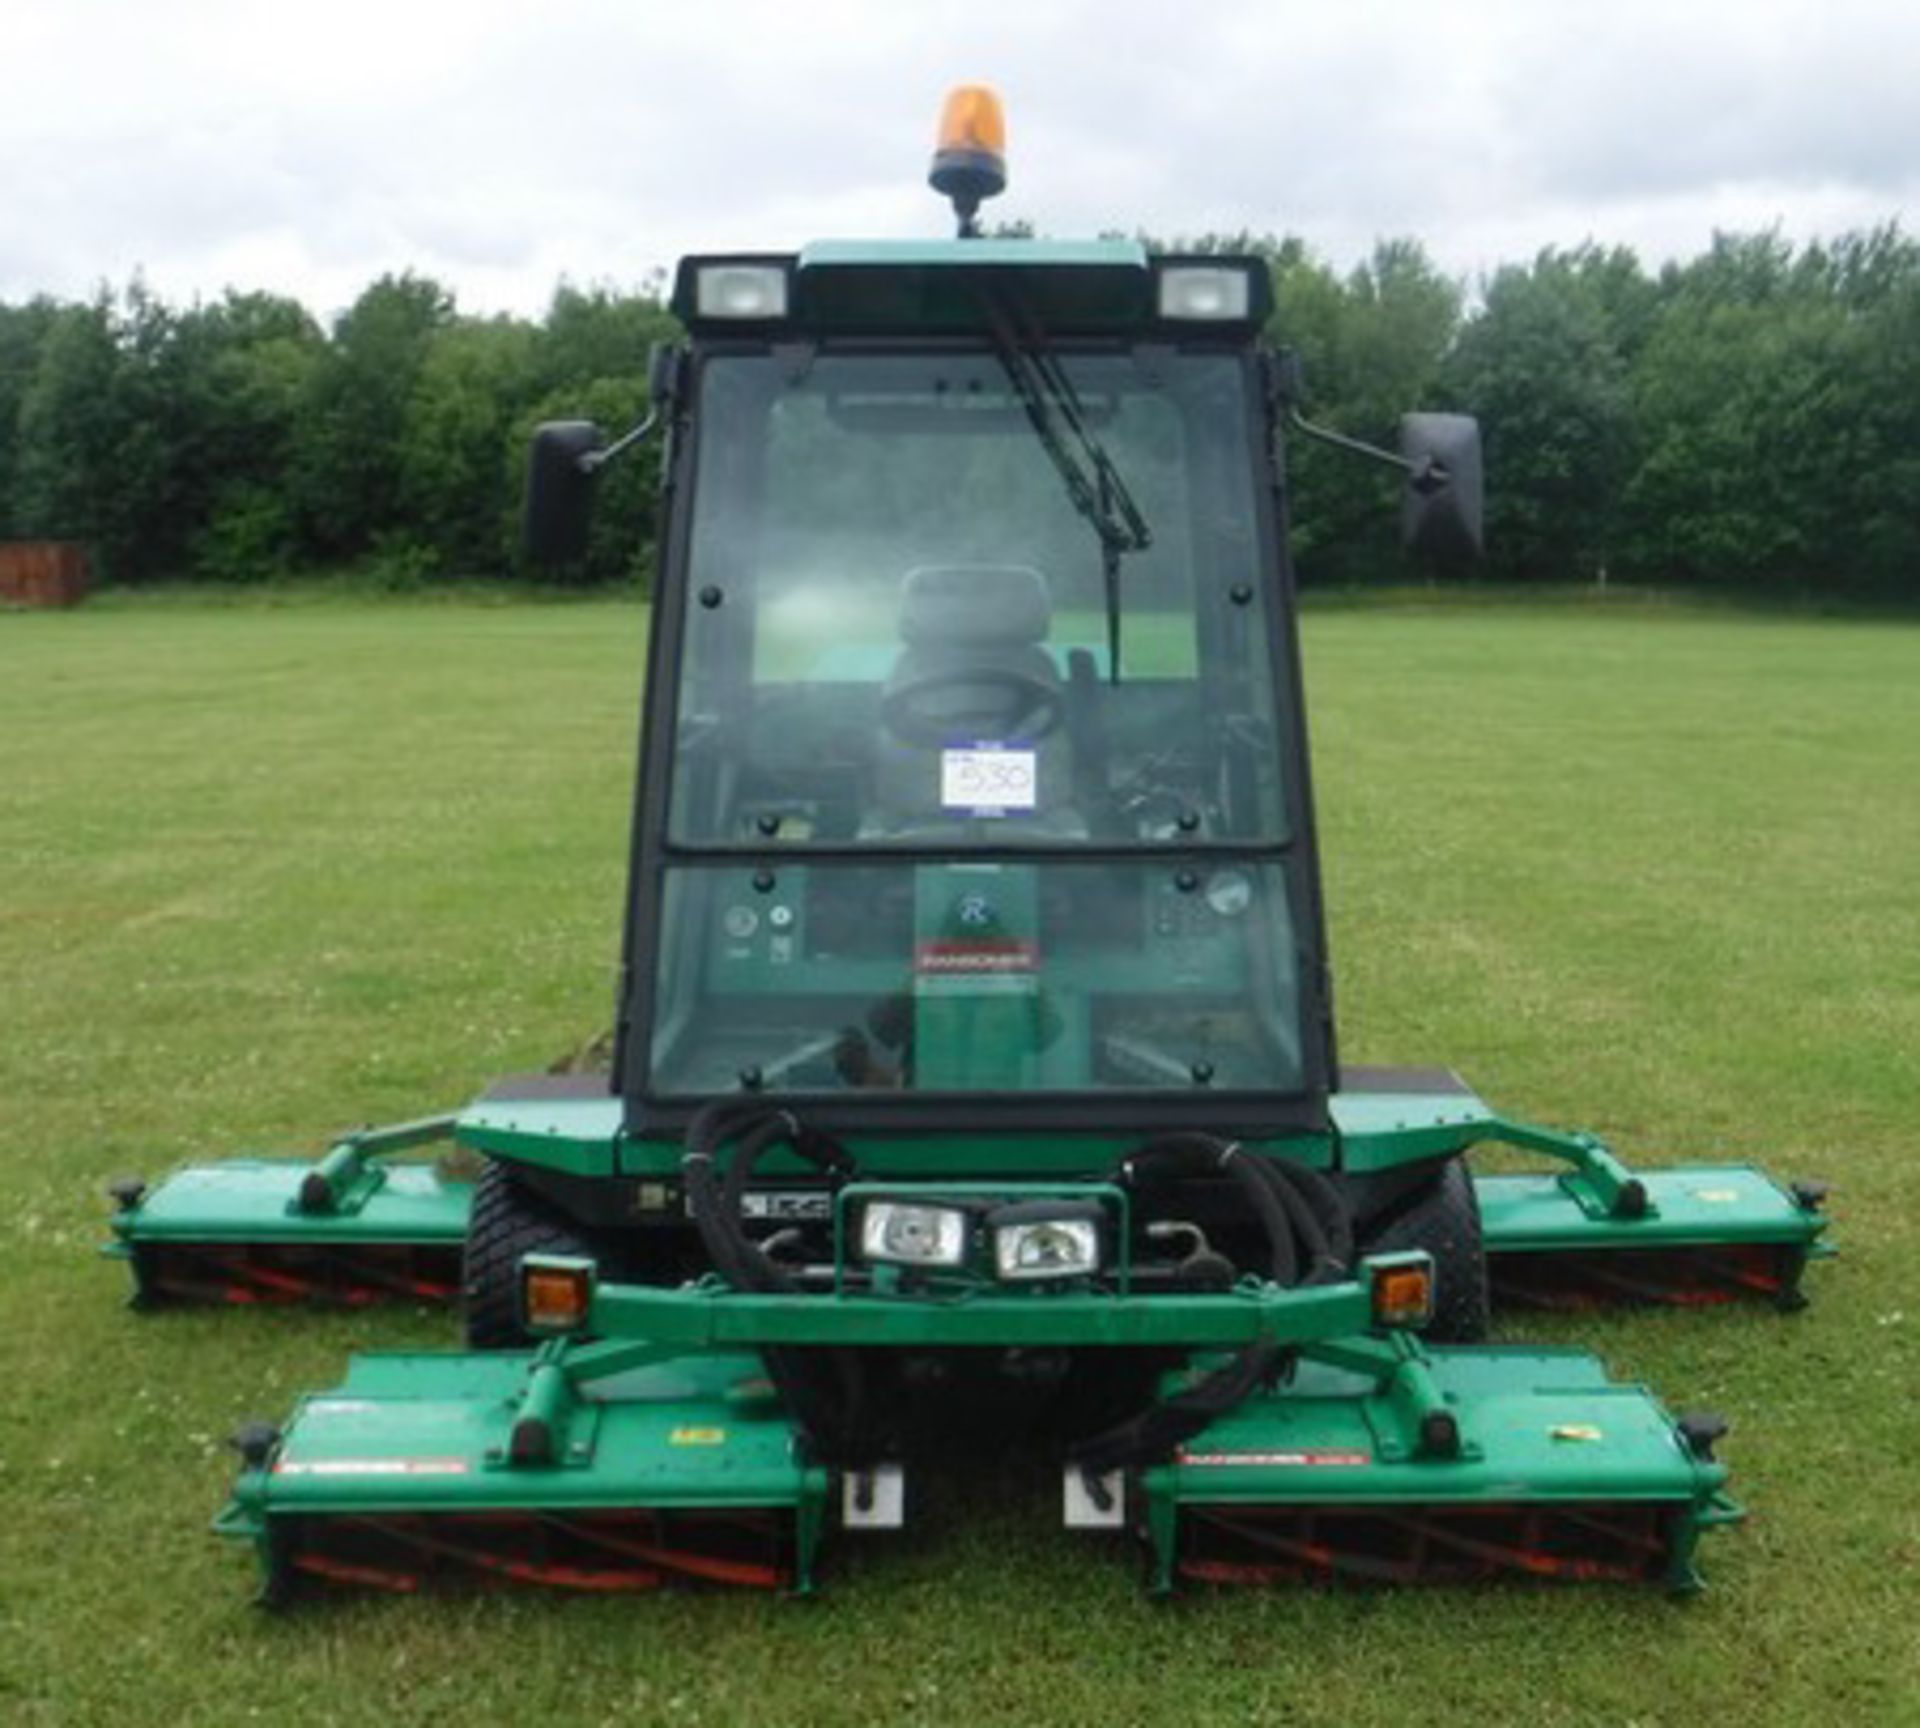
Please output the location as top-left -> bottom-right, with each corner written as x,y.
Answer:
914,939 -> 1039,974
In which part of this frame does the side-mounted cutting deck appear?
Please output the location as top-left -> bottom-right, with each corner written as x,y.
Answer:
106,1115 -> 471,1307
106,1074 -> 1830,1313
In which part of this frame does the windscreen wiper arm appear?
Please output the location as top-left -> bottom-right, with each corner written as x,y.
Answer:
982,293 -> 1151,683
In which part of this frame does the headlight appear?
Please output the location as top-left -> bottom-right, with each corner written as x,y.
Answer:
860,1200 -> 968,1268
695,263 -> 790,320
1156,265 -> 1253,322
990,1202 -> 1103,1283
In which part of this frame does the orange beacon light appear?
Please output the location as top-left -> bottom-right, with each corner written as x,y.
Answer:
929,84 -> 1008,236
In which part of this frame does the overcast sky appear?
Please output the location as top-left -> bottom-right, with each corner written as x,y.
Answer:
3,0 -> 1916,322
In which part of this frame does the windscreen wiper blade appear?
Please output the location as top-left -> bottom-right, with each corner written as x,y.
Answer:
982,292 -> 1151,682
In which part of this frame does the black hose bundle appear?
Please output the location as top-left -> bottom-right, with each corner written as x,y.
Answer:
682,1107 -> 1352,1476
1068,1132 -> 1354,1478
681,1099 -> 889,1465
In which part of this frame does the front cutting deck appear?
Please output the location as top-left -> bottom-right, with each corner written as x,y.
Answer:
219,1329 -> 1735,1599
1146,1348 -> 1736,1591
221,1350 -> 829,1599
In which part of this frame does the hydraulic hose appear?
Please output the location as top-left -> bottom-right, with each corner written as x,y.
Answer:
681,1100 -> 887,1465
681,1108 -> 1355,1475
1069,1133 -> 1355,1478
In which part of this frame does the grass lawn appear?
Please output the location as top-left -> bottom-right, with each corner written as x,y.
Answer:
1,595 -> 1916,1726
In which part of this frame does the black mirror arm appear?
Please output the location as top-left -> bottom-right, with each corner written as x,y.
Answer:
578,404 -> 662,475
1287,406 -> 1449,492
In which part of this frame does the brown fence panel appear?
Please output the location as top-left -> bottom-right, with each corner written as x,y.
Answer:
0,542 -> 90,607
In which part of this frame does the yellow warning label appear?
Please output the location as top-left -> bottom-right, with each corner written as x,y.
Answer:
1551,1424 -> 1603,1443
1694,1189 -> 1740,1203
668,1426 -> 727,1447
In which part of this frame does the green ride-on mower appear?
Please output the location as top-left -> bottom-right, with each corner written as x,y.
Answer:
107,88 -> 1829,1601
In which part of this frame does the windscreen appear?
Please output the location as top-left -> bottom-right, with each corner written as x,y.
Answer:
670,350 -> 1290,848
642,344 -> 1316,1103
650,860 -> 1303,1097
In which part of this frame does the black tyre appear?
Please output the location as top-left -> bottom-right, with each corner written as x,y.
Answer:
1361,1155 -> 1490,1343
461,1158 -> 604,1349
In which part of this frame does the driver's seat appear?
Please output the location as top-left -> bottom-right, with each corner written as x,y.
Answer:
865,564 -> 1085,838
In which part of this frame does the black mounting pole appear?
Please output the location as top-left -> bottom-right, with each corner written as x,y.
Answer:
1288,407 -> 1448,494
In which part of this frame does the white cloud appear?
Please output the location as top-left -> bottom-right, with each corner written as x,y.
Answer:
0,0 -> 1915,317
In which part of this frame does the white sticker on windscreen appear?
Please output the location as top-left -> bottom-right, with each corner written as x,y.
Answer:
941,743 -> 1038,815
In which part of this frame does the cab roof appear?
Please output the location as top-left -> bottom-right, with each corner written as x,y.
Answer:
669,239 -> 1272,337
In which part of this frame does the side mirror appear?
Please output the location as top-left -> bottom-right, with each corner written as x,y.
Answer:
1399,413 -> 1483,560
523,421 -> 606,565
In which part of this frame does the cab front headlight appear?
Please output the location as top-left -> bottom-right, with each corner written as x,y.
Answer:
989,1201 -> 1103,1283
859,1200 -> 969,1269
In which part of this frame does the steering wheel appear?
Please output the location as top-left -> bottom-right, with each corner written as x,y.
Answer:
879,666 -> 1066,749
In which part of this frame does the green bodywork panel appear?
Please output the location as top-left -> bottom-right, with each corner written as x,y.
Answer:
106,1159 -> 470,1250
619,1126 -> 1330,1181
457,1079 -> 1492,1183
458,1085 -> 1333,1182
452,1081 -> 1500,1179
793,240 -> 1150,331
218,1348 -> 828,1591
1330,1088 -> 1496,1171
675,239 -> 1164,334
1141,1346 -> 1737,1593
1478,1165 -> 1826,1253
910,864 -> 1059,1089
457,1094 -> 623,1177
578,1270 -> 1382,1354
798,237 -> 1150,272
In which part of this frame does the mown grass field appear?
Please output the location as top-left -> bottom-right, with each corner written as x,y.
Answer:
2,595 -> 1916,1726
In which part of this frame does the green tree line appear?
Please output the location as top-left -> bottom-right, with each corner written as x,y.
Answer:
0,275 -> 675,589
2,227 -> 1916,594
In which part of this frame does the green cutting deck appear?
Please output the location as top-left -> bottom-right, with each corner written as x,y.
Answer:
1478,1166 -> 1829,1308
1143,1348 -> 1737,1591
215,1333 -> 1736,1598
108,1159 -> 470,1305
220,1350 -> 829,1597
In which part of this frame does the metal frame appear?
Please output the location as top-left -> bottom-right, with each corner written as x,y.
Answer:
495,1257 -> 1447,1469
